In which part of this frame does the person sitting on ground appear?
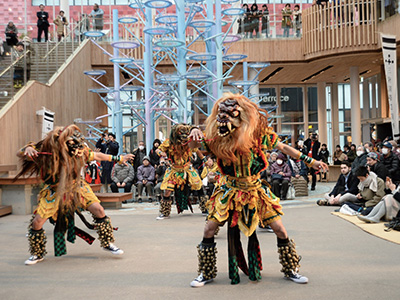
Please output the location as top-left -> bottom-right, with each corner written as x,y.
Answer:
270,153 -> 292,200
363,141 -> 374,153
333,145 -> 346,165
351,145 -> 368,174
317,161 -> 359,206
136,156 -> 155,202
344,144 -> 356,163
110,159 -> 135,194
366,152 -> 388,181
381,141 -> 400,183
358,177 -> 400,223
341,166 -> 386,215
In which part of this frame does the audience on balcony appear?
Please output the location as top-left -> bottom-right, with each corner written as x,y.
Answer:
36,4 -> 50,42
293,5 -> 302,37
249,3 -> 261,38
282,4 -> 293,38
54,10 -> 69,42
5,21 -> 18,46
261,4 -> 270,38
89,3 -> 104,31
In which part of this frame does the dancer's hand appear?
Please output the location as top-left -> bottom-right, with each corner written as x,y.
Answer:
122,154 -> 134,165
188,128 -> 204,143
312,160 -> 328,172
24,146 -> 38,159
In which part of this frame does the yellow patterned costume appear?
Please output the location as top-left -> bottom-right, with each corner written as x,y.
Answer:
207,127 -> 282,237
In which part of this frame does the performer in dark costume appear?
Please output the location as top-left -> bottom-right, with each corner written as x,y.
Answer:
16,125 -> 133,265
155,124 -> 204,220
188,93 -> 328,286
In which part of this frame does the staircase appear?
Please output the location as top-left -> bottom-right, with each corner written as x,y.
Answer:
0,41 -> 81,111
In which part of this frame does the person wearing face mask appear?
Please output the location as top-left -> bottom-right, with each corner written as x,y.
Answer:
270,153 -> 292,200
366,152 -> 388,181
381,142 -> 400,183
132,141 -> 147,178
363,141 -> 373,154
351,145 -> 368,175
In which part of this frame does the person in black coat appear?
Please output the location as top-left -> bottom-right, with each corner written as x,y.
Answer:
149,138 -> 161,167
131,141 -> 147,181
317,161 -> 359,206
95,133 -> 119,187
381,142 -> 400,183
366,152 -> 388,181
37,4 -> 50,42
351,145 -> 368,174
304,133 -> 320,190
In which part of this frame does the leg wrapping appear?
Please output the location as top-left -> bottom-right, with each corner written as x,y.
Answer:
214,226 -> 220,236
248,232 -> 262,281
27,221 -> 47,258
277,238 -> 301,276
196,242 -> 217,281
94,216 -> 115,248
199,195 -> 208,214
160,198 -> 172,217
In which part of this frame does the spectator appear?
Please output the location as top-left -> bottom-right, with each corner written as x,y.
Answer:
381,141 -> 400,183
89,3 -> 104,31
313,0 -> 329,5
317,161 -> 359,206
242,4 -> 251,38
281,4 -> 292,38
110,161 -> 135,193
358,177 -> 400,223
36,4 -> 50,42
261,4 -> 270,38
292,4 -> 302,38
136,156 -> 155,202
12,42 -> 31,88
388,140 -> 400,160
351,145 -> 368,174
270,153 -> 292,200
364,141 -> 374,153
149,138 -> 161,167
249,3 -> 261,38
154,157 -> 168,202
0,37 -> 4,57
333,145 -> 345,165
304,133 -> 320,190
342,166 -> 386,215
201,157 -> 219,198
79,13 -> 90,41
54,11 -> 69,42
96,133 -> 119,190
345,144 -> 356,163
132,141 -> 147,176
295,139 -> 308,155
366,152 -> 388,181
85,160 -> 101,184
262,151 -> 279,183
318,143 -> 330,164
5,21 -> 18,46
288,157 -> 308,197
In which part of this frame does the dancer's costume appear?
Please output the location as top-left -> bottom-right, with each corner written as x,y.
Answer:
192,94 -> 309,285
17,125 -> 121,262
157,124 -> 203,218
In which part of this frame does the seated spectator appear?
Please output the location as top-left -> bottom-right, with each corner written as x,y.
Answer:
149,138 -> 161,167
85,160 -> 101,184
351,145 -> 367,174
136,156 -> 155,202
366,152 -> 388,181
270,153 -> 292,200
5,21 -> 18,46
295,139 -> 308,155
358,177 -> 400,223
288,157 -> 308,197
344,144 -> 356,163
262,151 -> 279,183
318,143 -> 329,164
110,160 -> 135,193
154,157 -> 167,202
333,145 -> 346,165
317,161 -> 359,206
201,156 -> 219,198
381,141 -> 400,183
342,166 -> 386,216
363,141 -> 373,153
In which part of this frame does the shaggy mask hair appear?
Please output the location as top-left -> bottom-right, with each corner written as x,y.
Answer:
205,93 -> 269,164
16,125 -> 86,214
169,123 -> 192,158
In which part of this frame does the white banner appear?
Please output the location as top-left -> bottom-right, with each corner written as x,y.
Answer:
36,107 -> 55,139
382,34 -> 399,139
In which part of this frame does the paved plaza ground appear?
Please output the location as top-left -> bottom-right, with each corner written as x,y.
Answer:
1,182 -> 399,300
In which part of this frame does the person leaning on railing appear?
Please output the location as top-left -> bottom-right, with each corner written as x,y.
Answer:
89,3 -> 104,31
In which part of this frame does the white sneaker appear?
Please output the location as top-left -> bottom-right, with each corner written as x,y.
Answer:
190,273 -> 213,288
156,214 -> 170,220
285,270 -> 308,284
103,243 -> 124,255
25,255 -> 44,265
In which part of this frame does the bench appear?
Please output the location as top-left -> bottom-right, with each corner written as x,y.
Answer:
0,176 -> 41,215
89,183 -> 102,192
95,192 -> 133,209
0,165 -> 17,178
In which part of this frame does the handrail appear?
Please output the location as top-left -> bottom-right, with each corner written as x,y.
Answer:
42,17 -> 90,60
0,50 -> 31,78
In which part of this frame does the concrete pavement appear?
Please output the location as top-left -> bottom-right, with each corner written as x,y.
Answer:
1,182 -> 399,300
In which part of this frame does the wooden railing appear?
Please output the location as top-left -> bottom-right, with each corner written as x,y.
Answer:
303,0 -> 378,58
